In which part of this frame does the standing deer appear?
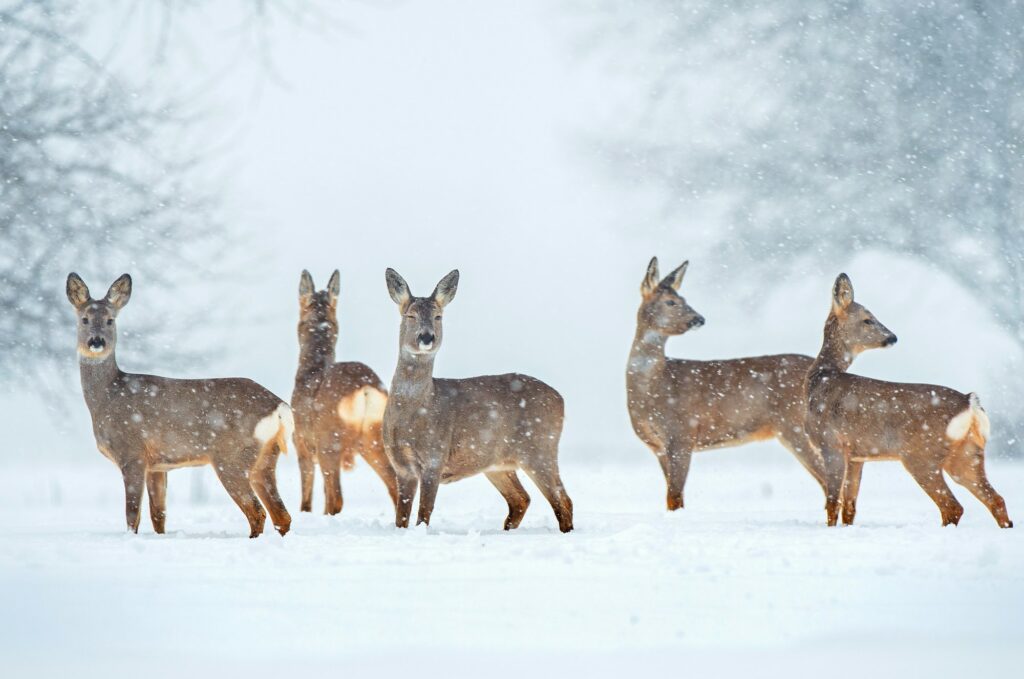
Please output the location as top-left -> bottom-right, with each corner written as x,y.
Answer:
806,273 -> 1012,528
381,268 -> 573,532
627,257 -> 827,512
291,269 -> 398,515
66,273 -> 293,537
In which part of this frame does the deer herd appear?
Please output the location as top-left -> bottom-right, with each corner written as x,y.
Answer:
65,258 -> 1013,537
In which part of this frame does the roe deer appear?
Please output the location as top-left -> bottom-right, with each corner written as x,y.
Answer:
292,270 -> 398,514
66,273 -> 293,537
806,273 -> 1012,528
627,257 -> 827,511
381,268 -> 573,532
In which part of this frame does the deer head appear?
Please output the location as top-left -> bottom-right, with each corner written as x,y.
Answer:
297,269 -> 341,351
637,257 -> 705,336
827,273 -> 898,357
66,273 -> 131,360
385,268 -> 459,356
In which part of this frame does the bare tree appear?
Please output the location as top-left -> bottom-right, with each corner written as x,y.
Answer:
0,0 -> 339,388
0,0 -> 228,384
586,0 -> 1024,330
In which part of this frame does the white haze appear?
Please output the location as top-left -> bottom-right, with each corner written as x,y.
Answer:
5,0 -> 1020,463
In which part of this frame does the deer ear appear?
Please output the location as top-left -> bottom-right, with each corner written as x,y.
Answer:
832,273 -> 854,312
105,274 -> 132,310
432,269 -> 459,308
66,273 -> 91,308
299,270 -> 315,300
326,269 -> 341,302
661,260 -> 689,291
385,268 -> 411,310
641,257 -> 660,297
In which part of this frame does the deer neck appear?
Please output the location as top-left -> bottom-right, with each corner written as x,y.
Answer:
629,326 -> 668,382
296,334 -> 336,385
79,351 -> 122,412
810,315 -> 854,378
390,351 -> 436,404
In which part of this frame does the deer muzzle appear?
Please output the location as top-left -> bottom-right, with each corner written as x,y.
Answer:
86,337 -> 107,353
417,332 -> 436,351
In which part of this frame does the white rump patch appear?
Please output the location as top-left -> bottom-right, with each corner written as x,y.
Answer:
945,393 -> 989,444
338,387 -> 388,428
254,403 -> 295,448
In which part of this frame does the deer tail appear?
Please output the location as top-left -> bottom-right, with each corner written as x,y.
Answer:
254,403 -> 294,456
946,392 -> 990,448
337,385 -> 388,470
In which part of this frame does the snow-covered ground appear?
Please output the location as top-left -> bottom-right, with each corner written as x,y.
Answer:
2,444 -> 1021,677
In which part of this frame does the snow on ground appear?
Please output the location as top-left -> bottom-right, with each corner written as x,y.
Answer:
1,444 -> 1021,677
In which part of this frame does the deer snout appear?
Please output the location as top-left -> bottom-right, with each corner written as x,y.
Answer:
688,315 -> 705,329
883,334 -> 898,347
86,336 -> 107,352
417,332 -> 436,350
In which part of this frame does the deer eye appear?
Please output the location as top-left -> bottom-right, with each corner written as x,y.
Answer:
665,300 -> 677,307
863,319 -> 874,325
434,315 -> 442,321
81,317 -> 88,324
106,318 -> 114,326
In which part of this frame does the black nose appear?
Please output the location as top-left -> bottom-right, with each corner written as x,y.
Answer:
417,332 -> 435,346
883,335 -> 898,347
87,337 -> 106,349
689,316 -> 705,329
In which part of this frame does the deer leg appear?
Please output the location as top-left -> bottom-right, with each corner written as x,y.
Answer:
664,446 -> 693,511
777,428 -> 829,499
901,457 -> 963,526
319,449 -> 343,516
945,445 -> 1013,528
360,427 -> 400,510
394,470 -> 417,528
214,463 -> 267,538
416,461 -> 442,526
485,471 -> 531,530
295,438 -> 316,513
841,460 -> 864,526
121,460 -> 146,534
521,463 -> 574,533
819,445 -> 846,526
146,470 -> 167,534
252,442 -> 292,536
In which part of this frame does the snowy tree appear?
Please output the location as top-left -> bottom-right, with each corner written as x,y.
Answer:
587,0 -> 1024,344
0,0 -> 224,384
0,0 -> 330,387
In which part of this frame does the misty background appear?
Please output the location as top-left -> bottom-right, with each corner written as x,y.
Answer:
3,0 -> 1022,465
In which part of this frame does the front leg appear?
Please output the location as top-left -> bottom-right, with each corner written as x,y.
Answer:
121,459 -> 146,533
663,443 -> 693,511
416,458 -> 443,526
394,471 -> 417,528
820,444 -> 847,527
146,470 -> 167,534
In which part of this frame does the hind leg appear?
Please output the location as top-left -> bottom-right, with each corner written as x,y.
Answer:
521,463 -> 573,533
295,437 -> 316,513
486,471 -> 531,530
945,445 -> 1012,528
214,457 -> 267,538
319,446 -> 344,516
361,426 -> 400,510
901,456 -> 963,526
146,470 -> 167,534
841,460 -> 864,526
252,443 -> 292,536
